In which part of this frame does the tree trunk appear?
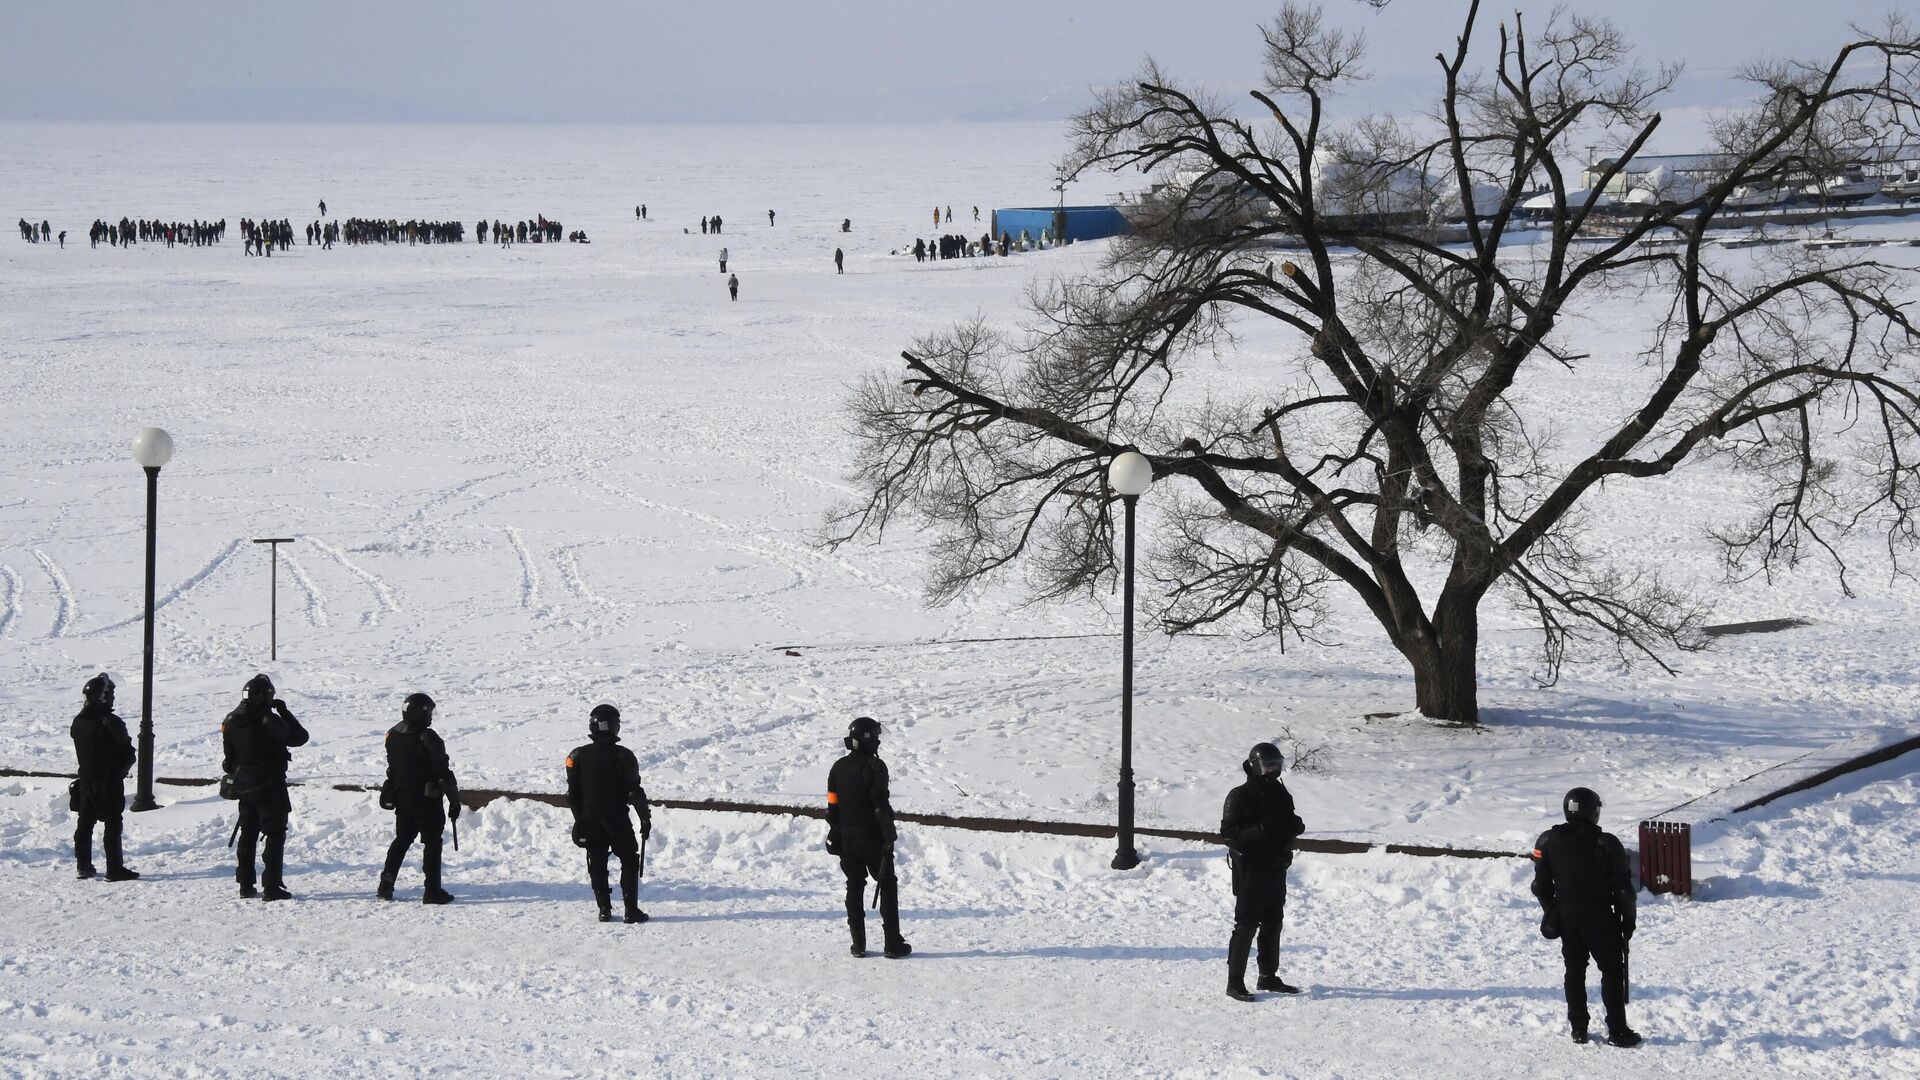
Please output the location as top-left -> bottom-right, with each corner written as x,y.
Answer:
1410,600 -> 1480,725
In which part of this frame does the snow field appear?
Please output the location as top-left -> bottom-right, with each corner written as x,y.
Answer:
0,755 -> 1915,1078
2,120 -> 1920,1074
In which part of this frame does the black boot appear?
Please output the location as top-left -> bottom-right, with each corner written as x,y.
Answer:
422,888 -> 454,906
1226,922 -> 1256,1000
595,891 -> 613,923
623,898 -> 648,924
1607,1028 -> 1643,1048
1571,1028 -> 1590,1045
262,885 -> 292,902
239,883 -> 258,898
882,938 -> 912,959
104,824 -> 135,880
376,873 -> 396,901
1256,975 -> 1300,994
77,864 -> 98,880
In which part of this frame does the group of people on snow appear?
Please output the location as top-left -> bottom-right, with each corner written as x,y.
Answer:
67,670 -> 1640,1043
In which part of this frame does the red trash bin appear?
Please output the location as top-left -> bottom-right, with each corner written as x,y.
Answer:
1638,820 -> 1692,897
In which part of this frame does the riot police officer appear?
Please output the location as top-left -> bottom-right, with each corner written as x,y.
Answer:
826,716 -> 910,958
1532,787 -> 1642,1047
565,704 -> 652,923
1220,742 -> 1305,1000
377,692 -> 461,904
221,674 -> 310,901
71,673 -> 139,881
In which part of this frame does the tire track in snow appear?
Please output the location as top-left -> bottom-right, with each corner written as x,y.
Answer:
31,551 -> 74,638
0,564 -> 19,639
86,538 -> 246,637
279,552 -> 330,627
301,535 -> 400,626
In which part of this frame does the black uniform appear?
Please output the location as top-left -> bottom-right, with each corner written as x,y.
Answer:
221,699 -> 310,897
71,701 -> 137,877
1220,771 -> 1305,993
380,716 -> 460,899
566,734 -> 652,919
826,749 -> 903,954
1532,820 -> 1637,1037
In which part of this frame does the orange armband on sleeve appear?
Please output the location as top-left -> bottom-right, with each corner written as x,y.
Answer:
826,791 -> 839,805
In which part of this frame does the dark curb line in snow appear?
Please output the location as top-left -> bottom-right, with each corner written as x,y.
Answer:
13,729 -> 1911,858
1729,731 -> 1920,813
2,765 -> 1520,859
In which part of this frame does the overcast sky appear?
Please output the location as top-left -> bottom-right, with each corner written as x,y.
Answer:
1,0 -> 1903,141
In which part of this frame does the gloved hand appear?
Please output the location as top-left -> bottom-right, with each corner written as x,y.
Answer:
448,798 -> 461,821
570,822 -> 589,849
1622,919 -> 1635,941
271,699 -> 288,712
640,816 -> 652,840
825,831 -> 842,857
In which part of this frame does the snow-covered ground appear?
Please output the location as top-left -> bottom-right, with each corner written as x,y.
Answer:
2,122 -> 1918,1075
0,757 -> 1914,1078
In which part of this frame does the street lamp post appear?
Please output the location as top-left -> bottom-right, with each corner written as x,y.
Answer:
129,427 -> 173,812
1107,450 -> 1154,870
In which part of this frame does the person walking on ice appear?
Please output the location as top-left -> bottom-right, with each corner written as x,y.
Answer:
376,692 -> 461,905
719,246 -> 728,273
834,247 -> 844,274
727,273 -> 739,300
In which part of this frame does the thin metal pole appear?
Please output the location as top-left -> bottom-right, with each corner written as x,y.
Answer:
269,543 -> 278,661
131,465 -> 160,812
1112,493 -> 1140,870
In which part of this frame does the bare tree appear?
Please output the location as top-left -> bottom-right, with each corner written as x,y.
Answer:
829,1 -> 1920,725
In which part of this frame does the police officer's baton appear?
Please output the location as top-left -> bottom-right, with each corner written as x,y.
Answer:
228,818 -> 241,849
639,830 -> 649,881
451,816 -> 459,853
1623,941 -> 1631,1005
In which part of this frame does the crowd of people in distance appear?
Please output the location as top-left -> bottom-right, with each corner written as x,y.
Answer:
915,232 -> 1003,261
485,217 -> 566,244
240,217 -> 295,256
108,218 -> 224,248
700,214 -> 724,234
340,218 -> 468,245
24,217 -> 227,249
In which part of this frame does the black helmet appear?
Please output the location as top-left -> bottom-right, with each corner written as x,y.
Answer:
1243,742 -> 1284,779
589,703 -> 621,737
244,673 -> 275,702
1563,787 -> 1602,825
845,716 -> 882,753
403,692 -> 435,723
83,672 -> 115,703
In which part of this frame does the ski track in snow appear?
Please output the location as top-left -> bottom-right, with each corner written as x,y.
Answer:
553,543 -> 614,609
300,535 -> 400,626
85,537 -> 246,637
30,550 -> 73,639
501,526 -> 542,613
278,552 -> 329,628
0,563 -> 18,639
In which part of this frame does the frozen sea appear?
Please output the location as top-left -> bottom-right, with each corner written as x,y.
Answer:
1,122 -> 1917,1077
